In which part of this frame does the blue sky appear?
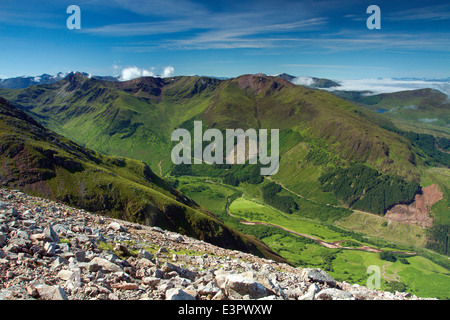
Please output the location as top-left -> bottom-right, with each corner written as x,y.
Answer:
0,0 -> 449,81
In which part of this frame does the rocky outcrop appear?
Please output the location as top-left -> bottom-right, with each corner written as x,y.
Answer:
0,188 -> 434,301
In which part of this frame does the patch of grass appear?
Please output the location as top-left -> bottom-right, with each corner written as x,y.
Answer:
335,210 -> 427,248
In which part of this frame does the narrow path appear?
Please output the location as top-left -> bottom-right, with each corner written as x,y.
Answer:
158,160 -> 163,176
264,176 -> 341,208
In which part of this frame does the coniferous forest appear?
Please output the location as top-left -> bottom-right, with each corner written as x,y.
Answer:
318,164 -> 420,214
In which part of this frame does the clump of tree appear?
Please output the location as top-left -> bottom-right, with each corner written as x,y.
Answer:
379,251 -> 397,262
318,164 -> 420,215
171,163 -> 193,176
262,182 -> 298,214
385,280 -> 407,294
437,137 -> 450,152
381,123 -> 450,167
221,163 -> 264,186
170,162 -> 264,186
426,225 -> 450,256
405,132 -> 450,167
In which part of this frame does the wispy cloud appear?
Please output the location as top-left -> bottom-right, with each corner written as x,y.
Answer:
109,0 -> 208,17
85,13 -> 326,36
387,4 -> 450,21
285,64 -> 388,70
280,31 -> 450,53
0,6 -> 61,29
158,18 -> 327,50
83,1 -> 328,49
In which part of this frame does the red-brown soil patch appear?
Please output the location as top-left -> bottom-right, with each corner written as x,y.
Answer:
385,184 -> 443,228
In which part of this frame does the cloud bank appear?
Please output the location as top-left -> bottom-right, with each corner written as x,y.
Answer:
327,78 -> 450,96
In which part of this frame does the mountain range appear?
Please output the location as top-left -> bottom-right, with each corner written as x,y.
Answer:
0,72 -> 119,89
0,71 -> 449,297
0,72 -> 342,90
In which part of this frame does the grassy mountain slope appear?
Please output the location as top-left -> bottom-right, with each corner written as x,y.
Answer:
0,73 -> 421,180
1,73 -> 446,244
335,88 -> 450,138
0,96 -> 285,262
1,73 -> 449,295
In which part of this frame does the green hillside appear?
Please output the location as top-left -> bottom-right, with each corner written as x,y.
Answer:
1,73 -> 449,298
0,96 -> 284,262
1,73 -> 448,255
0,73 -> 420,179
335,88 -> 450,139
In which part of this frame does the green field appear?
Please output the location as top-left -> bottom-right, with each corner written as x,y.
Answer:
229,197 -> 347,242
336,210 -> 427,247
169,174 -> 450,299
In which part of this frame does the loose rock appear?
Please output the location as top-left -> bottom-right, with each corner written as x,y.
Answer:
0,188 -> 434,301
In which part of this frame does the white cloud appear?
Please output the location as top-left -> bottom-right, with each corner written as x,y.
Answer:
118,66 -> 175,81
119,66 -> 155,81
292,76 -> 315,86
161,66 -> 175,78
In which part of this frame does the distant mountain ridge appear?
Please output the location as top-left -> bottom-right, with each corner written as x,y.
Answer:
0,71 -> 341,90
275,73 -> 341,88
0,72 -> 120,89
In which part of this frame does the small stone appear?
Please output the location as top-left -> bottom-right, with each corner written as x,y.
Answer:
108,222 -> 126,232
165,288 -> 196,300
51,256 -> 69,269
315,288 -> 355,300
0,232 -> 6,247
44,242 -> 56,256
22,220 -> 37,227
36,285 -> 68,300
87,257 -> 122,273
74,250 -> 86,262
300,268 -> 336,287
198,281 -> 220,296
157,247 -> 168,254
57,270 -> 74,281
221,274 -> 268,299
7,208 -> 18,217
142,277 -> 161,287
111,283 -> 140,290
137,249 -> 153,261
43,225 -> 59,243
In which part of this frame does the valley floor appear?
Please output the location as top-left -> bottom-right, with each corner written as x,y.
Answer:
170,175 -> 450,299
